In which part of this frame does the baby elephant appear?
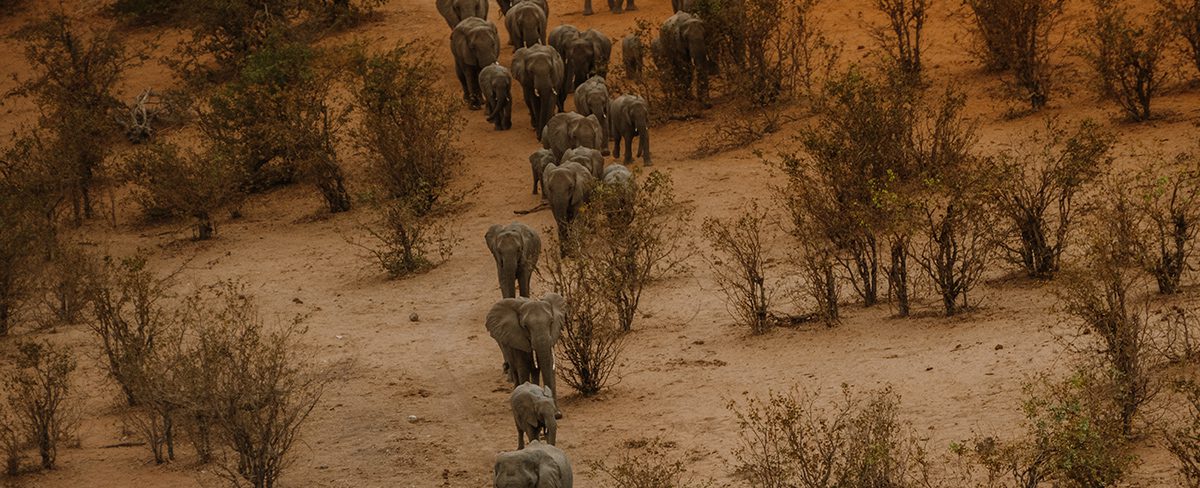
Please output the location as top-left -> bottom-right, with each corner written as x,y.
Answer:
485,223 -> 541,298
529,148 -> 556,196
479,64 -> 513,130
494,441 -> 573,488
610,94 -> 651,166
511,382 -> 558,449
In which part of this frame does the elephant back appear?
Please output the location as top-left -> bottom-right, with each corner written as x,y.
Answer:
505,1 -> 546,34
452,18 -> 500,66
548,24 -> 582,58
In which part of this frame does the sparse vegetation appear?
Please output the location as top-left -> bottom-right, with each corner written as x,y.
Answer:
870,0 -> 928,81
0,137 -> 55,336
1160,0 -> 1200,76
87,256 -> 172,407
122,142 -> 243,239
1081,0 -> 1173,121
1167,380 -> 1200,486
590,438 -> 716,488
964,0 -> 1065,110
37,244 -> 95,328
1128,152 -> 1200,294
989,120 -> 1114,279
5,341 -> 77,471
703,203 -> 777,334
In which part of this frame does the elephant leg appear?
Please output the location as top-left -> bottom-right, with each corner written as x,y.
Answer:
500,346 -> 518,385
612,128 -> 622,159
516,422 -> 525,449
523,85 -> 538,129
454,61 -> 471,104
639,128 -> 651,166
467,66 -> 483,110
625,0 -> 636,10
537,90 -> 555,140
517,265 -> 532,297
583,0 -> 593,15
623,134 -> 634,164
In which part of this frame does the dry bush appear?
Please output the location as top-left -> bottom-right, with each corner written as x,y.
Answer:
355,198 -> 461,278
540,233 -> 624,396
0,405 -> 20,476
1127,152 -> 1200,294
989,120 -> 1114,279
1152,306 -> 1200,363
795,244 -> 840,326
703,203 -> 778,334
618,19 -> 704,122
122,142 -> 244,240
870,0 -> 928,81
1059,199 -> 1157,436
0,138 -> 56,336
5,341 -> 77,471
963,0 -> 1065,110
11,14 -> 139,226
1080,0 -> 1173,121
1167,380 -> 1200,485
729,385 -> 935,488
1161,0 -> 1200,76
571,171 -> 693,332
955,367 -> 1133,488
87,256 -> 172,407
589,438 -> 716,488
197,41 -> 351,212
170,0 -> 301,86
36,245 -> 95,329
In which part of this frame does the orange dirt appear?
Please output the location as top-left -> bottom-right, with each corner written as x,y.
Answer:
1,0 -> 1198,486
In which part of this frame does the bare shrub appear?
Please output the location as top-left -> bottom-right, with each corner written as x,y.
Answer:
1167,380 -> 1200,486
12,14 -> 138,226
589,438 -> 716,488
0,405 -> 20,475
0,138 -> 55,336
87,256 -> 172,407
571,171 -> 693,332
795,244 -> 840,326
1160,0 -> 1200,76
1127,152 -> 1200,294
1153,306 -> 1200,363
37,244 -> 95,328
5,341 -> 77,471
703,203 -> 777,334
955,367 -> 1133,487
355,198 -> 461,278
729,385 -> 935,487
964,0 -> 1065,110
1080,0 -> 1173,121
989,120 -> 1114,279
122,142 -> 243,240
1059,198 -> 1157,436
870,0 -> 928,81
170,1 -> 299,86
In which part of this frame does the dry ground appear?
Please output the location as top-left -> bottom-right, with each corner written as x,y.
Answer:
1,0 -> 1199,486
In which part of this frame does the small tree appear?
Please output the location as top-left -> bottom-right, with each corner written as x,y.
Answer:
6,341 -> 76,471
87,256 -> 172,406
1128,152 -> 1200,294
355,197 -> 460,278
590,438 -> 716,488
0,405 -> 20,476
703,203 -> 777,334
0,141 -> 52,335
1081,0 -> 1173,121
122,142 -> 243,240
990,120 -> 1114,279
870,0 -> 928,81
37,244 -> 95,328
964,0 -> 1066,110
1160,0 -> 1200,76
1167,381 -> 1200,486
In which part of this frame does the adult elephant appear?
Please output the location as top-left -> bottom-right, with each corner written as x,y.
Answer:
542,161 -> 595,244
451,17 -> 501,110
621,34 -> 643,79
660,12 -> 714,106
486,293 -> 566,417
512,45 -> 564,140
561,146 -> 604,179
437,0 -> 488,29
485,222 -> 542,299
554,29 -> 611,107
609,94 -> 651,166
494,441 -> 573,488
504,1 -> 546,51
541,112 -> 604,161
480,63 -> 513,130
584,0 -> 635,15
500,0 -> 549,16
670,0 -> 694,12
573,76 -> 610,154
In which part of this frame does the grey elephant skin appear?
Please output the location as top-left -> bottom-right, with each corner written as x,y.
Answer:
621,34 -> 643,78
486,222 -> 541,298
480,64 -> 513,130
573,76 -> 610,154
542,112 -> 604,161
512,45 -> 564,140
510,382 -> 558,449
609,94 -> 651,166
549,26 -> 611,109
583,0 -> 635,15
437,0 -> 488,28
501,0 -> 549,16
561,146 -> 605,179
494,441 -> 573,488
541,161 -> 595,244
529,148 -> 556,196
451,18 -> 501,110
602,163 -> 632,186
660,12 -> 714,106
504,1 -> 546,51
670,0 -> 694,12
487,293 -> 566,416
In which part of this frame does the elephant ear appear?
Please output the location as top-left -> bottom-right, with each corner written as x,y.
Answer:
542,162 -> 559,186
485,224 -> 503,256
533,448 -> 565,488
487,299 -> 533,352
512,48 -> 529,83
541,293 -> 565,344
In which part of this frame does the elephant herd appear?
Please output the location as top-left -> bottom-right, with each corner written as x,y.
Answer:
437,0 -> 715,485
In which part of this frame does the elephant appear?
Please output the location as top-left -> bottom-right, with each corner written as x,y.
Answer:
494,441 -> 573,488
572,76 -> 610,155
512,45 -> 564,140
480,64 -> 513,130
563,31 -> 612,106
541,112 -> 604,161
609,94 -> 651,166
529,148 -> 556,196
511,382 -> 558,449
584,0 -> 635,15
451,17 -> 501,110
437,0 -> 488,29
486,222 -> 541,298
602,163 -> 632,187
542,161 -> 595,244
486,293 -> 566,417
660,12 -> 715,106
500,0 -> 549,16
670,0 -> 694,12
504,1 -> 546,51
621,34 -> 643,78
561,146 -> 604,179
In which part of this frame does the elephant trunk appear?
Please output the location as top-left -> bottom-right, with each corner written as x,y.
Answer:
536,81 -> 556,140
544,414 -> 557,445
532,340 -> 559,418
499,256 -> 519,298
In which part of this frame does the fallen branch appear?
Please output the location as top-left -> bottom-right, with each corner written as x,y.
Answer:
513,202 -> 549,215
